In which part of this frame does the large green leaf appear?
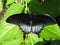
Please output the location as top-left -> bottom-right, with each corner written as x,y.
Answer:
6,0 -> 16,5
2,3 -> 24,22
42,0 -> 60,17
0,3 -> 24,45
25,0 -> 31,3
29,0 -> 45,14
40,24 -> 60,40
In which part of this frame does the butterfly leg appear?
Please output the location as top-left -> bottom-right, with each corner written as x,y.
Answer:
21,33 -> 26,45
37,33 -> 40,38
23,33 -> 26,40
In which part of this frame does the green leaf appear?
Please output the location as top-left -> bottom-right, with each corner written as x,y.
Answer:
40,24 -> 60,40
26,34 -> 44,45
0,3 -> 24,45
6,0 -> 16,5
29,0 -> 45,14
42,0 -> 60,17
51,40 -> 60,45
25,0 -> 31,3
2,3 -> 24,22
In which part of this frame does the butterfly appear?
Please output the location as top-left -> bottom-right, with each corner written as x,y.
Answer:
6,14 -> 56,40
55,15 -> 60,26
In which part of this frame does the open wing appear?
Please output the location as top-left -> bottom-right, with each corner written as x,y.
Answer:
32,14 -> 57,34
6,14 -> 31,34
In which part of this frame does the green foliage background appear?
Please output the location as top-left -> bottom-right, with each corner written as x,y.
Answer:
0,0 -> 60,45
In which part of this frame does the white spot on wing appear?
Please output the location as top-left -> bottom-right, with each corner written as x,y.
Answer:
19,23 -> 31,33
32,25 -> 43,33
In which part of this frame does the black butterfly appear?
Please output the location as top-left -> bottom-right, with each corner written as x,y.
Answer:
6,14 -> 56,40
55,15 -> 60,26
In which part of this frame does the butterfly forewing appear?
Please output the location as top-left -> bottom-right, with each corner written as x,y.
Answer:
6,14 -> 30,25
6,14 -> 31,34
32,15 -> 56,25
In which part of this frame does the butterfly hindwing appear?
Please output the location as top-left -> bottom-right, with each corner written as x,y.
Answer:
32,24 -> 43,34
19,23 -> 31,34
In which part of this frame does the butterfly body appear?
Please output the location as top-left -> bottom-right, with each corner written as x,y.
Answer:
6,14 -> 56,40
